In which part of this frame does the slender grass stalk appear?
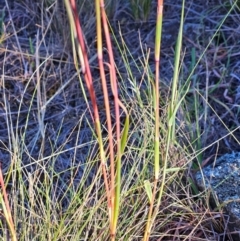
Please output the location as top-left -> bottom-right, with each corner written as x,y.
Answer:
95,0 -> 115,228
143,1 -> 187,240
99,1 -> 129,239
153,0 -> 186,229
99,0 -> 122,239
64,0 -> 84,71
64,0 -> 111,215
64,1 -> 129,240
109,68 -> 129,239
143,1 -> 163,240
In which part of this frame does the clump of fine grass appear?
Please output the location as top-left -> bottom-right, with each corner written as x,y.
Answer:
1,0 -> 240,240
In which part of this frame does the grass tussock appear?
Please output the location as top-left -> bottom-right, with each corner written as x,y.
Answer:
1,0 -> 240,240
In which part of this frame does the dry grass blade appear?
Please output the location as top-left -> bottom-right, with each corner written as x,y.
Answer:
0,166 -> 16,241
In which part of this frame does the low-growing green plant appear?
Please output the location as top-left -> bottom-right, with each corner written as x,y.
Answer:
180,0 -> 238,171
130,0 -> 152,21
0,10 -> 6,44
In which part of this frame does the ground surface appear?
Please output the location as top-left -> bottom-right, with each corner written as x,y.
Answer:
1,0 -> 240,240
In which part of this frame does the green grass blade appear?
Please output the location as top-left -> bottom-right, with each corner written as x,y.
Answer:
144,180 -> 153,203
121,115 -> 130,154
169,0 -> 185,142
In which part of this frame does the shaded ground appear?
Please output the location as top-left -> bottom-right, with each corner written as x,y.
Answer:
0,0 -> 240,240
